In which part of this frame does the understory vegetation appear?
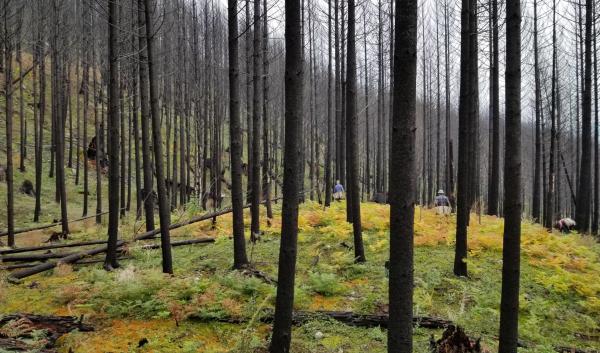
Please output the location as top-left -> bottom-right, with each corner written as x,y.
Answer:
2,201 -> 599,352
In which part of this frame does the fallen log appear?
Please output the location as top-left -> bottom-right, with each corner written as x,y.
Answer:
0,337 -> 55,352
190,310 -> 452,330
2,251 -> 76,263
139,237 -> 215,250
0,240 -> 108,255
1,256 -> 132,271
5,199 -> 273,281
0,210 -> 113,237
7,235 -> 216,281
2,237 -> 213,263
0,313 -> 93,352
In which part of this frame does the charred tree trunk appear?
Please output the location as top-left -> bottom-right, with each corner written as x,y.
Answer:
388,0 -> 417,350
498,0 -> 522,349
575,0 -> 593,232
105,0 -> 121,270
269,0 -> 303,347
228,0 -> 249,269
144,0 -> 173,274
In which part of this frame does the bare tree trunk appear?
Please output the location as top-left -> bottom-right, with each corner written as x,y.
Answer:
532,0 -> 541,223
346,0 -> 364,262
105,0 -> 121,270
228,0 -> 249,269
545,0 -> 557,230
3,0 -> 15,246
454,0 -> 478,277
262,0 -> 273,219
34,3 -> 46,222
388,0 -> 417,351
487,0 -> 499,216
269,0 -> 303,347
325,0 -> 333,207
144,0 -> 173,274
250,0 -> 262,240
498,0 -> 521,350
137,0 -> 155,231
576,0 -> 593,232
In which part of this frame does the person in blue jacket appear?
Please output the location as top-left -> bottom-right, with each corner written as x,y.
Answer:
333,180 -> 345,201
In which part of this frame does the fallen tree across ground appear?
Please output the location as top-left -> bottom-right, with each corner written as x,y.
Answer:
0,210 -> 114,238
0,313 -> 93,352
4,197 -> 284,281
190,310 -> 452,329
6,236 -> 215,281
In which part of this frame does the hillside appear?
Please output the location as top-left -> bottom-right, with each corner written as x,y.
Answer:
1,201 -> 599,352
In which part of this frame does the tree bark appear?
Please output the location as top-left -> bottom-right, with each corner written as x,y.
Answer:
228,0 -> 249,269
575,0 -> 593,232
346,0 -> 365,263
269,0 -> 303,347
105,0 -> 121,270
144,0 -> 173,274
388,0 -> 417,350
498,0 -> 521,349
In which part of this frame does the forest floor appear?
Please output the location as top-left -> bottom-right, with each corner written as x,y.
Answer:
0,54 -> 599,351
1,196 -> 600,352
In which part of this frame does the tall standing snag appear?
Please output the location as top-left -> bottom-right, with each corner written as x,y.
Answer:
454,0 -> 478,277
498,0 -> 521,350
269,0 -> 303,348
388,0 -> 417,351
346,0 -> 365,263
228,0 -> 249,269
251,0 -> 262,241
144,0 -> 173,274
576,0 -> 593,232
105,0 -> 121,270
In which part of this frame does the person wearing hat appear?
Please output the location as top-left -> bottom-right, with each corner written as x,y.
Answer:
434,189 -> 451,215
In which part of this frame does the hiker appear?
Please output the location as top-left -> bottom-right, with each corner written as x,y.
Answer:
434,189 -> 451,215
333,180 -> 345,201
555,217 -> 576,234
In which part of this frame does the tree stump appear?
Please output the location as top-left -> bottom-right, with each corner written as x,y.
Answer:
430,326 -> 487,353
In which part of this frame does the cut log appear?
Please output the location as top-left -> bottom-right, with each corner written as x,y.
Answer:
2,251 -> 76,263
6,201 -> 266,281
239,266 -> 277,285
1,256 -> 132,270
138,237 -> 214,250
431,325 -> 485,352
0,337 -> 55,352
190,310 -> 452,330
0,240 -> 108,255
0,314 -> 93,352
0,210 -> 113,238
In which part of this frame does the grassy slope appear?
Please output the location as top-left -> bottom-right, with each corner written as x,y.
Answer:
1,55 -> 600,352
1,202 -> 599,352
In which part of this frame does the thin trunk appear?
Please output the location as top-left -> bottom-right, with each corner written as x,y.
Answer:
251,0 -> 262,240
137,0 -> 155,231
262,0 -> 273,219
228,0 -> 249,268
105,0 -> 120,270
388,0 -> 417,350
144,0 -> 173,274
269,0 -> 303,347
347,0 -> 365,262
498,0 -> 522,349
